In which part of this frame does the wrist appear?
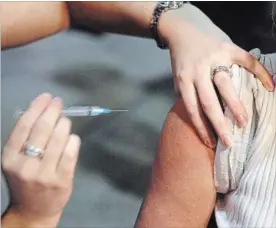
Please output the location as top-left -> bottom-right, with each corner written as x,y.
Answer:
157,4 -> 233,47
157,7 -> 192,48
150,2 -> 190,49
2,207 -> 62,228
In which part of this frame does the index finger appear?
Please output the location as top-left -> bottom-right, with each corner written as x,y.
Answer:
231,45 -> 275,91
3,93 -> 52,157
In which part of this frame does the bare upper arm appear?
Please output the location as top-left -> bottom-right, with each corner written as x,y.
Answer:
1,2 -> 70,49
135,98 -> 216,228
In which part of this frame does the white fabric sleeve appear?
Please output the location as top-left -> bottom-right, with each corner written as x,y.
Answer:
214,49 -> 276,228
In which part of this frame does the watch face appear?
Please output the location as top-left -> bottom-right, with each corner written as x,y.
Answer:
159,1 -> 170,8
168,1 -> 185,9
159,1 -> 185,9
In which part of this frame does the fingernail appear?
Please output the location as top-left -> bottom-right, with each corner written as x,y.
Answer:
237,114 -> 247,128
203,138 -> 217,149
221,134 -> 232,148
52,97 -> 62,103
209,141 -> 217,148
30,93 -> 52,106
204,140 -> 212,148
264,81 -> 275,92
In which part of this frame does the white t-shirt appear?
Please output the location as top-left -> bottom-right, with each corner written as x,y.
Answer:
214,49 -> 276,228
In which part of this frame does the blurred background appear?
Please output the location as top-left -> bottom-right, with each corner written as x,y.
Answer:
1,2 -> 275,228
1,30 -> 174,227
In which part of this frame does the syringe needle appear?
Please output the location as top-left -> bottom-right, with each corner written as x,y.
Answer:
109,109 -> 129,112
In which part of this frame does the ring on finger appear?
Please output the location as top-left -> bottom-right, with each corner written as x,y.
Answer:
211,65 -> 233,81
22,143 -> 44,159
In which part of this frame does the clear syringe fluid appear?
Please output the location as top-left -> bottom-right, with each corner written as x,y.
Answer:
15,106 -> 128,118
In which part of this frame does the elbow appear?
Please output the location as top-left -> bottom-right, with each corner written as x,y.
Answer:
1,2 -> 71,49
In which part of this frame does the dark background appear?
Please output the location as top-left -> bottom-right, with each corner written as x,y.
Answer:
194,1 -> 276,52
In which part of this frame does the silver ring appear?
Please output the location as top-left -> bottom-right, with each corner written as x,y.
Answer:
211,66 -> 232,81
23,144 -> 44,159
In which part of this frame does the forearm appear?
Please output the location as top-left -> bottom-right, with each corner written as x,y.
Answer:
1,2 -> 231,49
68,2 -> 232,42
1,1 -> 163,49
135,99 -> 216,228
1,208 -> 61,228
1,2 -> 70,49
68,1 -> 156,38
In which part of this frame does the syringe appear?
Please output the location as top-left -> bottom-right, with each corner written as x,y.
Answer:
15,106 -> 128,118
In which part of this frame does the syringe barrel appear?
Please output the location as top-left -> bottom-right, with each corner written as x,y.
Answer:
15,106 -> 103,118
63,106 -> 101,116
61,106 -> 104,116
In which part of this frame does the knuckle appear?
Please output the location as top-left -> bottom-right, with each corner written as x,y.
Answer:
2,146 -> 9,155
57,180 -> 72,190
36,118 -> 53,132
185,103 -> 199,118
220,42 -> 234,52
214,74 -> 229,87
3,138 -> 19,153
218,42 -> 234,59
220,41 -> 231,49
194,61 -> 205,70
1,153 -> 14,172
201,101 -> 213,113
175,72 -> 185,84
64,151 -> 76,161
2,160 -> 13,173
51,119 -> 72,145
52,132 -> 67,144
190,115 -> 202,127
52,135 -> 65,147
2,157 -> 17,177
16,121 -> 31,134
57,117 -> 72,134
61,117 -> 72,130
34,176 -> 56,188
2,148 -> 11,164
246,56 -> 256,69
17,171 -> 34,183
175,68 -> 193,83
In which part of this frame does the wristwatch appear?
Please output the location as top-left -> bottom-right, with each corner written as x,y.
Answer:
150,1 -> 188,49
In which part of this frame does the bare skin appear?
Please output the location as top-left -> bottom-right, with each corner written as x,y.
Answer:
0,1 -> 156,49
1,2 -> 273,227
1,2 -> 70,49
1,2 -> 274,147
135,98 -> 216,228
1,3 -> 216,227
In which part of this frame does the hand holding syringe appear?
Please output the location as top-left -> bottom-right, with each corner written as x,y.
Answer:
15,106 -> 128,118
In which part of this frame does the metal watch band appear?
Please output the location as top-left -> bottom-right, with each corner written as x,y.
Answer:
150,1 -> 188,49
